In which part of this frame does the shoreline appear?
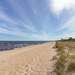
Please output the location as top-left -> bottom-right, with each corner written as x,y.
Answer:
0,42 -> 56,75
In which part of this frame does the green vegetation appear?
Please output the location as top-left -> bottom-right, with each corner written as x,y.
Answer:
60,37 -> 75,41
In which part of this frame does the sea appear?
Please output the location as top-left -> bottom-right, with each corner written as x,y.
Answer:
0,41 -> 49,51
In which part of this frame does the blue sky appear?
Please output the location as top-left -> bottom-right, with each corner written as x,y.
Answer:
0,0 -> 75,40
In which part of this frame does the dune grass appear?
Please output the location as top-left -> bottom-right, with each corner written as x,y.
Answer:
55,41 -> 75,75
67,62 -> 75,72
55,44 -> 67,75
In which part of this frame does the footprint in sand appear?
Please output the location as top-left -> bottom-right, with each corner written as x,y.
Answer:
24,64 -> 33,75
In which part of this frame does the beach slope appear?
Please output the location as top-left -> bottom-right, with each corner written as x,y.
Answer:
0,42 -> 56,75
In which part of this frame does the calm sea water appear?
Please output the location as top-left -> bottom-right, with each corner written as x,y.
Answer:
0,41 -> 49,51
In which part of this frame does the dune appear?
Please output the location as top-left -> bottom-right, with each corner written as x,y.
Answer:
0,42 -> 56,75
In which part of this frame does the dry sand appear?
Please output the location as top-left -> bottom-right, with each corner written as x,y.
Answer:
0,42 -> 56,75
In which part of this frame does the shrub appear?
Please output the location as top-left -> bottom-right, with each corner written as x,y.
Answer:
67,62 -> 75,72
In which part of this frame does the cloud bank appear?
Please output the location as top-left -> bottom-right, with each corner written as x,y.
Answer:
50,0 -> 75,15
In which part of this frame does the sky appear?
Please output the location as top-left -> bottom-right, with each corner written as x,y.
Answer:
0,0 -> 75,41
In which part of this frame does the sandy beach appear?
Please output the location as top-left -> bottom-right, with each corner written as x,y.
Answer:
0,42 -> 56,75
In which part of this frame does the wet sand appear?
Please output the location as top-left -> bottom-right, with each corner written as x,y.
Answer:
0,42 -> 56,75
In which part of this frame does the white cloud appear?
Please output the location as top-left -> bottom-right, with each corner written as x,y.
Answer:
31,33 -> 50,40
0,11 -> 17,25
58,16 -> 75,31
24,24 -> 37,32
63,32 -> 75,38
50,0 -> 75,15
59,32 -> 75,39
0,10 -> 37,34
0,27 -> 9,33
0,11 -> 11,22
55,16 -> 75,39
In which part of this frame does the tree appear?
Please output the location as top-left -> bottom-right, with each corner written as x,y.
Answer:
68,37 -> 72,40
